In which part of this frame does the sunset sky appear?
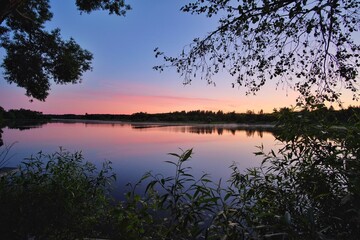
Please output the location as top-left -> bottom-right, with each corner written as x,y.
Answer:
0,0 -> 357,114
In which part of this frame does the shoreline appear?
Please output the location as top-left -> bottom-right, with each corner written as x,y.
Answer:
50,118 -> 276,129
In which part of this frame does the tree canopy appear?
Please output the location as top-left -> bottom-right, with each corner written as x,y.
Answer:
0,0 -> 130,101
155,0 -> 360,104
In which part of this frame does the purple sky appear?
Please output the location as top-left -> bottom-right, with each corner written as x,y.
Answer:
0,0 -> 357,114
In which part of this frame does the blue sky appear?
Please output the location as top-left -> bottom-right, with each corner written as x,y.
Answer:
0,0 -> 356,114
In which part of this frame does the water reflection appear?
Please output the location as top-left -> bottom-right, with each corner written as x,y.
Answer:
0,121 -> 49,146
1,121 -> 279,200
130,124 -> 274,138
0,121 -> 275,147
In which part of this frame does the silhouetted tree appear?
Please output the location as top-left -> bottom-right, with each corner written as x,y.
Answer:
0,106 -> 4,147
155,0 -> 359,103
0,106 -> 4,122
0,0 -> 130,101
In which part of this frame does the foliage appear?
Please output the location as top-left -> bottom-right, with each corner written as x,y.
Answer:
0,106 -> 3,146
44,106 -> 360,126
0,149 -> 115,239
154,0 -> 360,103
0,105 -> 4,121
0,0 -> 130,101
222,109 -> 360,239
4,108 -> 46,120
0,142 -> 16,167
125,110 -> 360,239
0,107 -> 50,145
129,109 -> 277,123
136,149 -> 224,239
0,111 -> 359,239
3,105 -> 360,125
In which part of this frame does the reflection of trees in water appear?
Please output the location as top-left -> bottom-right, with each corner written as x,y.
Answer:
132,124 -> 274,138
0,121 -> 49,146
245,129 -> 264,138
188,127 -> 215,135
6,121 -> 48,131
188,127 -> 268,137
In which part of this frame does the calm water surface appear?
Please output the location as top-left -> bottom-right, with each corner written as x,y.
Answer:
2,122 -> 280,198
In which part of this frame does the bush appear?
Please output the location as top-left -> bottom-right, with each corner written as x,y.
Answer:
223,120 -> 360,239
127,109 -> 360,239
0,149 -> 115,239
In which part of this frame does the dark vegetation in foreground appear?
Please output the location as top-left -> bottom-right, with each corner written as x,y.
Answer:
0,106 -> 359,239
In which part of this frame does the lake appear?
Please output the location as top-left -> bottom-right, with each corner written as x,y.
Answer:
1,121 -> 280,199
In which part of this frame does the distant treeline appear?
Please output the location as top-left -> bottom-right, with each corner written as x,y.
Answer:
49,110 -> 276,123
0,107 -> 52,146
48,107 -> 360,125
0,107 -> 50,127
1,106 -> 360,125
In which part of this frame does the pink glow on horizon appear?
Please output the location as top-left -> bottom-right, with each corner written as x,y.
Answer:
0,79 -> 301,114
1,91 -> 295,114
